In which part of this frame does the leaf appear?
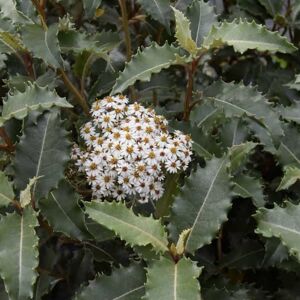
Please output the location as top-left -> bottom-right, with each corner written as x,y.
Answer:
176,229 -> 191,256
277,165 -> 300,191
229,142 -> 257,173
83,0 -> 102,18
14,110 -> 70,201
0,171 -> 14,207
175,0 -> 193,10
59,30 -> 119,54
155,173 -> 179,219
76,263 -> 146,300
20,176 -> 41,208
261,238 -> 289,268
255,201 -> 300,262
219,118 -> 249,149
0,206 -> 39,300
85,201 -> 169,253
186,0 -> 217,47
21,23 -> 64,68
0,32 -> 26,54
204,81 -> 283,142
111,43 -> 181,95
277,125 -> 300,167
203,19 -> 297,54
0,0 -> 32,24
278,102 -> 300,124
233,175 -> 265,208
190,102 -> 223,132
286,74 -> 300,91
172,7 -> 197,54
136,0 -> 171,29
168,157 -> 232,253
258,0 -> 283,16
220,240 -> 265,270
39,180 -> 92,240
0,84 -> 72,126
143,257 -> 201,300
169,119 -> 223,158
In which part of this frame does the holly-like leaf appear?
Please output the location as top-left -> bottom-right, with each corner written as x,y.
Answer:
277,125 -> 300,167
155,173 -> 179,219
279,102 -> 300,124
39,180 -> 92,240
59,30 -> 119,54
0,32 -> 26,54
143,257 -> 201,300
85,201 -> 169,253
172,7 -> 197,55
175,0 -> 193,11
21,23 -> 64,68
14,110 -> 70,201
277,165 -> 300,191
111,43 -> 181,95
255,201 -> 300,262
233,174 -> 265,208
203,19 -> 297,54
186,0 -> 217,47
220,240 -> 265,270
0,171 -> 14,207
76,263 -> 146,300
83,0 -> 102,18
286,74 -> 300,91
204,81 -> 283,142
261,238 -> 289,268
0,84 -> 72,126
229,142 -> 257,173
0,0 -> 32,24
258,0 -> 283,16
0,207 -> 39,300
168,157 -> 232,253
20,176 -> 41,208
136,0 -> 171,29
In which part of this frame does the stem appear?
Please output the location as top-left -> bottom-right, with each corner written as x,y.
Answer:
58,69 -> 90,115
80,53 -> 96,95
0,128 -> 15,152
21,52 -> 36,79
183,65 -> 194,121
31,0 -> 48,30
183,57 -> 200,121
119,0 -> 132,62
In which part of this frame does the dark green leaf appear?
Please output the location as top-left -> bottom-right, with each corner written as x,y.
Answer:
14,111 -> 70,200
169,157 -> 232,253
76,263 -> 146,300
39,180 -> 92,240
0,207 -> 39,300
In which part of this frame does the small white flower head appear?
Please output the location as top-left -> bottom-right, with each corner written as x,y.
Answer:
72,95 -> 192,203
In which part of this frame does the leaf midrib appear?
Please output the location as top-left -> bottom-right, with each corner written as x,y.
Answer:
87,206 -> 168,252
32,113 -> 51,195
221,248 -> 264,268
18,215 -> 24,298
186,159 -> 226,248
113,285 -> 144,300
280,143 -> 300,165
173,263 -> 177,300
115,60 -> 175,93
0,192 -> 13,203
260,220 -> 300,237
50,192 -> 82,236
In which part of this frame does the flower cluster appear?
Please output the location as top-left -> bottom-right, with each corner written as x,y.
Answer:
72,95 -> 192,203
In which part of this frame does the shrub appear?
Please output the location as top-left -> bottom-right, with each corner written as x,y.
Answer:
0,0 -> 300,299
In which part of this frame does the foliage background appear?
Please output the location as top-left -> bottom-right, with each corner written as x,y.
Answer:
1,0 -> 300,299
